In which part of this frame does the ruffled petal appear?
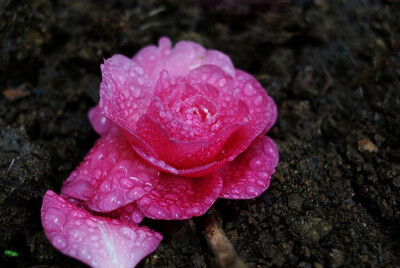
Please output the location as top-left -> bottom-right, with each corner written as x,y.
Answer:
200,50 -> 235,77
215,70 -> 278,162
127,65 -> 250,172
137,173 -> 223,220
100,54 -> 154,132
61,132 -> 160,212
235,69 -> 277,134
219,135 -> 279,199
41,190 -> 162,268
88,104 -> 115,136
133,37 -> 235,79
134,114 -> 242,171
132,37 -> 172,79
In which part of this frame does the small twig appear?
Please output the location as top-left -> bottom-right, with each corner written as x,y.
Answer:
321,64 -> 333,95
204,217 -> 247,268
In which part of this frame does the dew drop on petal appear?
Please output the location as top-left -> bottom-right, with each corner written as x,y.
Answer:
219,78 -> 226,87
254,95 -> 263,106
244,83 -> 255,96
52,235 -> 67,250
249,156 -> 264,170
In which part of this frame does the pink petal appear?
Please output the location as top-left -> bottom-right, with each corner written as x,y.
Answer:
133,37 -> 235,80
235,69 -> 277,134
88,104 -> 115,136
134,114 -> 241,171
215,70 -> 278,162
187,65 -> 247,126
100,54 -> 154,132
137,173 -> 223,220
132,37 -> 173,79
122,126 -> 229,177
41,190 -> 162,268
200,50 -> 235,77
128,66 -> 250,173
219,135 -> 279,199
61,132 -> 160,212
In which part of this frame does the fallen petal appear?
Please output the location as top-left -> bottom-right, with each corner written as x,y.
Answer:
41,190 -> 162,268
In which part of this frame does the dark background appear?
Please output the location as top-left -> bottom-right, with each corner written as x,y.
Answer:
1,0 -> 399,267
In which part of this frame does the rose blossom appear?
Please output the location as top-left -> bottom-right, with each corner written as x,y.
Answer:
41,37 -> 279,267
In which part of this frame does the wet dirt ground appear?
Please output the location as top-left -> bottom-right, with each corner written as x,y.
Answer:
1,0 -> 399,267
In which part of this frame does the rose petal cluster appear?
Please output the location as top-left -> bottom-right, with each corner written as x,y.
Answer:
41,37 -> 279,267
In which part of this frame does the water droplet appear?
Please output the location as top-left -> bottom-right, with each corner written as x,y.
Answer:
135,66 -> 144,75
100,180 -> 112,194
69,210 -> 86,219
52,235 -> 67,250
219,78 -> 226,87
263,142 -> 275,155
118,75 -> 125,84
127,187 -> 146,200
119,177 -> 134,189
256,179 -> 267,187
223,66 -> 232,74
256,171 -> 269,180
79,247 -> 92,260
68,228 -> 87,243
44,208 -> 67,232
132,211 -> 144,224
245,186 -> 259,196
254,96 -> 263,106
244,83 -> 255,96
119,226 -> 137,240
187,207 -> 200,216
85,218 -> 97,228
249,156 -> 264,170
133,88 -> 141,98
204,197 -> 214,205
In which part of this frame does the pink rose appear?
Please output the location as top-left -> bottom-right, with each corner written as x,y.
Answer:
41,37 -> 278,267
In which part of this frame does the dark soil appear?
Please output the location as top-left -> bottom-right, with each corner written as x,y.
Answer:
1,0 -> 399,267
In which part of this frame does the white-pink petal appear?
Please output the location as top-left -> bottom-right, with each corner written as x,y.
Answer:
41,190 -> 162,268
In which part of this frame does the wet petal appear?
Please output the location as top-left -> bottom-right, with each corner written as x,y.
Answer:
100,54 -> 154,132
61,132 -> 160,212
88,104 -> 115,136
134,37 -> 235,80
137,173 -> 223,220
219,135 -> 279,199
215,70 -> 278,162
108,202 -> 145,225
41,190 -> 162,268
